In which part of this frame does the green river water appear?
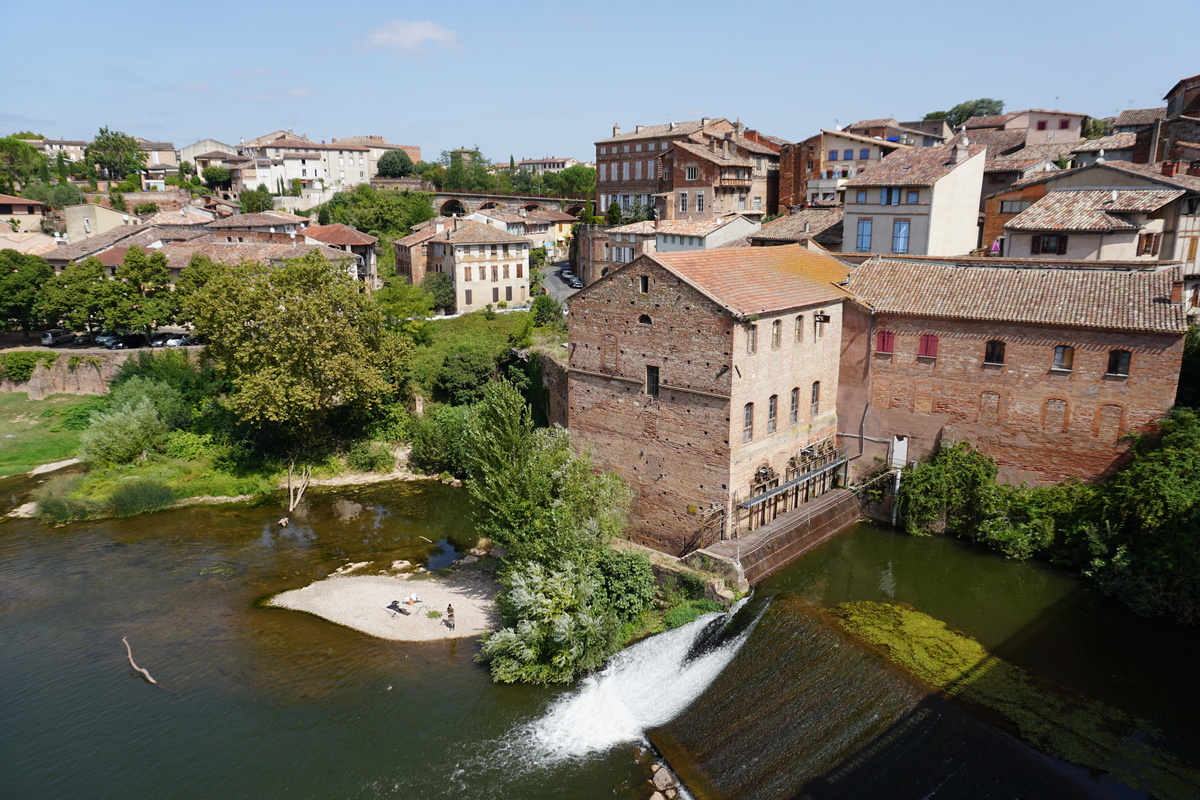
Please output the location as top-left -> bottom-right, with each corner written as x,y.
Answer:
1,471 -> 1197,798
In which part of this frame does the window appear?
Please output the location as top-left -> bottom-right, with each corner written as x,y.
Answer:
492,287 -> 500,303
828,150 -> 838,161
635,161 -> 642,179
795,315 -> 804,342
880,188 -> 900,205
465,289 -> 472,305
1036,120 -> 1048,131
906,190 -> 919,204
753,196 -> 762,210
918,334 -> 939,358
771,320 -> 781,348
1107,349 -> 1131,376
697,192 -> 705,213
679,192 -> 688,213
646,365 -> 660,397
464,266 -> 472,281
743,403 -> 754,442
767,395 -> 778,433
1031,234 -> 1068,255
1137,232 -> 1162,256
876,330 -> 895,353
859,148 -> 870,160
790,388 -> 799,424
1058,119 -> 1070,129
686,166 -> 698,181
1053,345 -> 1074,371
856,219 -> 873,251
639,275 -> 650,293
747,325 -> 757,354
738,196 -> 746,211
1000,200 -> 1030,214
843,149 -> 854,160
638,314 -> 651,324
892,219 -> 910,253
856,191 -> 867,204
985,340 -> 1006,364
517,263 -> 523,278
505,286 -> 512,302
810,381 -> 821,417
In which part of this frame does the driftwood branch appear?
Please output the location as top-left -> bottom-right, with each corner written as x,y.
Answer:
286,462 -> 313,513
122,636 -> 158,685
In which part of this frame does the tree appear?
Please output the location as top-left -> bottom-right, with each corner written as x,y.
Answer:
109,246 -> 176,333
202,165 -> 231,190
925,99 -> 1005,129
530,294 -> 563,327
54,152 -> 69,185
323,184 -> 434,238
374,277 -> 434,339
548,165 -> 596,198
376,149 -> 415,178
37,256 -> 113,331
240,183 -> 274,214
20,181 -> 82,209
606,201 -> 622,224
421,271 -> 455,310
0,136 -> 48,193
86,127 -> 145,180
1084,117 -> 1113,140
192,251 -> 410,440
317,205 -> 332,225
174,252 -> 220,325
0,249 -> 53,337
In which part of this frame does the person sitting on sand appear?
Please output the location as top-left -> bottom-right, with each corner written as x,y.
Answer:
446,604 -> 455,630
406,593 -> 419,606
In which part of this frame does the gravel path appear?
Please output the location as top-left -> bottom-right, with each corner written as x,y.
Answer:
269,570 -> 499,642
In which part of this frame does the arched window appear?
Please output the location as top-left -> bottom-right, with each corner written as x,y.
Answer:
795,315 -> 804,342
810,381 -> 821,416
771,320 -> 781,348
743,403 -> 754,443
984,340 -> 1006,365
790,387 -> 799,424
638,314 -> 651,325
1053,345 -> 1074,371
1107,349 -> 1131,376
746,325 -> 758,355
767,395 -> 778,433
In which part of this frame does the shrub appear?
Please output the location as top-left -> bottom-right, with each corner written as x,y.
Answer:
531,294 -> 563,328
33,474 -> 99,523
109,376 -> 190,430
592,549 -> 656,623
79,397 -> 167,466
347,440 -> 396,473
434,345 -> 495,405
54,396 -> 110,431
107,479 -> 175,517
369,402 -> 411,442
0,351 -> 55,382
163,429 -> 222,461
663,599 -> 722,630
409,405 -> 471,476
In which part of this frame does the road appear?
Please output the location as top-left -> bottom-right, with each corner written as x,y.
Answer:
540,260 -> 580,304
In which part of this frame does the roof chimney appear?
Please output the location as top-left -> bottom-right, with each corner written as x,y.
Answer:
723,132 -> 732,158
1162,160 -> 1180,177
435,222 -> 444,234
635,125 -> 644,133
701,117 -> 710,126
613,123 -> 622,137
735,119 -> 745,137
669,122 -> 676,131
952,141 -> 969,164
1188,161 -> 1200,177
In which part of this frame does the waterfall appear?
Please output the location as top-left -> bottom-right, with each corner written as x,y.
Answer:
515,600 -> 755,766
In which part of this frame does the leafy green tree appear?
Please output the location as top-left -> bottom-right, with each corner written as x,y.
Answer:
240,183 -> 274,213
0,136 -> 48,193
37,256 -> 113,331
79,396 -> 168,466
376,149 -> 415,178
323,184 -> 434,237
531,294 -> 563,327
605,201 -> 622,224
1083,117 -> 1113,140
924,98 -> 1005,129
10,132 -> 44,140
109,246 -> 176,333
134,202 -> 159,215
85,127 -> 146,180
54,152 -> 69,184
179,160 -> 195,177
409,404 -> 472,475
202,165 -> 231,190
546,165 -> 596,197
374,277 -> 434,339
0,249 -> 53,337
174,253 -> 220,324
435,345 -> 495,404
317,204 -> 332,225
20,181 -> 83,210
1177,325 -> 1200,407
192,251 -> 410,440
422,271 -> 455,310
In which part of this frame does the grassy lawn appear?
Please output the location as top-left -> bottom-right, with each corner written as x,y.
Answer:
0,393 -> 94,477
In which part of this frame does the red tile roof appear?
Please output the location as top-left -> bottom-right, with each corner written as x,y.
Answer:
1071,132 -> 1137,152
845,258 -> 1185,333
752,207 -> 843,245
1004,188 -> 1184,232
672,140 -> 755,167
1114,107 -> 1166,127
208,210 -> 309,229
596,118 -> 729,145
845,144 -> 985,187
161,239 -> 351,269
646,245 -> 851,316
302,223 -> 378,246
0,194 -> 45,207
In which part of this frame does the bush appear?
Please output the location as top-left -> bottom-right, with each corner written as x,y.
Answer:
0,351 -> 56,382
347,440 -> 396,473
109,376 -> 190,430
33,474 -> 99,523
134,202 -> 159,215
79,397 -> 167,466
369,401 -> 411,442
663,599 -> 722,630
54,396 -> 110,431
409,405 -> 471,476
592,549 -> 656,623
434,345 -> 495,405
163,429 -> 223,461
107,479 -> 175,517
531,294 -> 563,328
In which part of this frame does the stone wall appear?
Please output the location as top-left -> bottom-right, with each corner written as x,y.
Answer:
0,349 -> 131,399
537,351 -> 569,428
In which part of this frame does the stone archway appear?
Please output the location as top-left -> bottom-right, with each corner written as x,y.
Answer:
478,200 -> 504,211
439,198 -> 468,216
566,204 -> 585,217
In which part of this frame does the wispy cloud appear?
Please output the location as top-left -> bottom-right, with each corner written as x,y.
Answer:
363,19 -> 457,55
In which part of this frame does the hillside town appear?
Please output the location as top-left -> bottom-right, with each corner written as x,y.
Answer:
5,54 -> 1200,800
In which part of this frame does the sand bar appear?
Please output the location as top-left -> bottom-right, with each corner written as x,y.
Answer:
269,570 -> 499,642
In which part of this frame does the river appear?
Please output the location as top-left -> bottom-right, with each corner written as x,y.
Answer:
1,473 -> 1196,798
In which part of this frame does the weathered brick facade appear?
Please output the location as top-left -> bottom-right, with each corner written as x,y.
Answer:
568,247 -> 847,554
981,182 -> 1050,254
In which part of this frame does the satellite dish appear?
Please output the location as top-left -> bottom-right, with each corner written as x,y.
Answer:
269,227 -> 275,234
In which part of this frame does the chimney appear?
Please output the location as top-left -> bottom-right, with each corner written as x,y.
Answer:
952,141 -> 969,164
709,136 -> 717,153
669,122 -> 676,131
435,222 -> 444,234
803,221 -> 811,234
735,119 -> 745,137
635,125 -> 644,133
723,132 -> 732,158
1188,162 -> 1200,177
612,123 -> 622,137
701,117 -> 710,126
1162,161 -> 1179,177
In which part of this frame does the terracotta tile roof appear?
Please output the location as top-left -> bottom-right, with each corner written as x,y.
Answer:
985,157 -> 1054,173
1164,74 -> 1200,101
252,137 -> 368,152
1071,132 -> 1137,153
161,238 -> 351,269
845,144 -> 985,187
96,247 -> 128,267
1005,188 -> 1184,232
51,225 -> 151,261
208,210 -> 309,229
394,225 -> 443,248
948,129 -> 1026,157
847,118 -> 899,129
820,129 -> 911,150
645,245 -> 850,316
672,140 -> 755,167
608,221 -> 658,235
1004,142 -> 1080,162
145,209 -> 212,226
0,194 -> 45,206
191,150 -> 237,159
527,209 -> 578,223
596,118 -> 729,145
1012,160 -> 1200,193
1115,107 -> 1166,127
844,257 -> 1185,333
752,207 -> 844,245
964,113 -> 1015,128
698,132 -> 779,156
655,217 -> 747,237
303,223 -> 378,246
433,219 -> 530,244
138,141 -> 175,151
715,236 -> 753,249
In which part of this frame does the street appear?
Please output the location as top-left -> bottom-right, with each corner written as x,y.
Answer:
539,260 -> 580,304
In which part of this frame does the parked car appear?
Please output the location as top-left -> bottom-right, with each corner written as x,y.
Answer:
40,329 -> 77,346
105,334 -> 149,350
163,333 -> 190,347
568,277 -> 584,289
70,332 -> 95,347
560,268 -> 575,280
181,333 -> 207,346
148,332 -> 173,348
93,330 -> 128,347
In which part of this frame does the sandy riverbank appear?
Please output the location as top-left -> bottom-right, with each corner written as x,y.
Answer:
269,569 -> 499,642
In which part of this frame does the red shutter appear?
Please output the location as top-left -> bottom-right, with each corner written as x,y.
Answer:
1152,233 -> 1162,256
919,334 -> 939,358
876,330 -> 894,353
1057,235 -> 1068,255
1031,236 -> 1042,255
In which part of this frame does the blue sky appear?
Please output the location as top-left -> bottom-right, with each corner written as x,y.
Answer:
6,0 -> 1197,163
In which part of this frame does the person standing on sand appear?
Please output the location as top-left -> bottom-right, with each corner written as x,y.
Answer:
446,604 -> 455,630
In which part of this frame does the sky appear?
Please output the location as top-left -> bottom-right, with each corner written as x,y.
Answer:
6,0 -> 1198,164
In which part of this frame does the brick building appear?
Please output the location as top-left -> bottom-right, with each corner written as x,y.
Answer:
567,246 -> 850,554
657,132 -> 779,220
778,130 -> 908,208
838,257 -> 1186,485
394,218 -> 445,287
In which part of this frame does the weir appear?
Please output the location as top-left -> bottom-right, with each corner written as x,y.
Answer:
648,597 -> 1116,800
